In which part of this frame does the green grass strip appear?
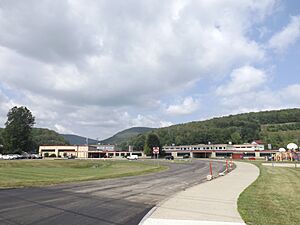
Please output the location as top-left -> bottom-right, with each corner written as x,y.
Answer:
238,161 -> 300,225
0,160 -> 167,188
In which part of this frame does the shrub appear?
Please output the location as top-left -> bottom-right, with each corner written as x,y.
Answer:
49,153 -> 56,157
44,152 -> 49,157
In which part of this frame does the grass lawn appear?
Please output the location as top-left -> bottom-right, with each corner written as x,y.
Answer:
0,159 -> 167,188
238,161 -> 300,225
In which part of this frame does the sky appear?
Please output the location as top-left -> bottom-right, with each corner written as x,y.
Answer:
0,0 -> 300,140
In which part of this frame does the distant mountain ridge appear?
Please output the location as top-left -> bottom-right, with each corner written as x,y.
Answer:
60,127 -> 154,146
101,127 -> 154,145
61,134 -> 98,145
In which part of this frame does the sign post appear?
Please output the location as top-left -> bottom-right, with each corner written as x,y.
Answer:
152,147 -> 159,166
152,147 -> 159,159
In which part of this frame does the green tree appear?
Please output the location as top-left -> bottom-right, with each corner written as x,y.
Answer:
31,128 -> 69,152
131,134 -> 146,151
119,141 -> 129,151
2,106 -> 35,154
0,130 -> 3,154
144,133 -> 161,156
230,131 -> 242,144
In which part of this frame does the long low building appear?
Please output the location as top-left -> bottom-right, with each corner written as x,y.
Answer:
163,142 -> 264,151
162,142 -> 275,159
39,141 -> 277,160
39,145 -> 146,158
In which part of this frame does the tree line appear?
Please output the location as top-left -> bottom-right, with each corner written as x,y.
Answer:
126,108 -> 300,152
1,106 -> 299,154
0,106 -> 68,154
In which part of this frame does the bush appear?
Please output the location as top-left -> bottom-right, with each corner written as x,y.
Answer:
49,153 -> 56,157
44,152 -> 49,157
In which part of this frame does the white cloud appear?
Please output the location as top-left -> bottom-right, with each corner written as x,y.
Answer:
0,89 -> 16,125
54,124 -> 73,134
23,93 -> 173,139
269,15 -> 300,52
215,67 -> 300,115
280,84 -> 300,105
0,1 -> 270,107
130,114 -> 173,128
214,65 -> 283,113
215,84 -> 300,117
166,97 -> 200,115
218,90 -> 280,111
0,0 -> 285,138
216,66 -> 268,96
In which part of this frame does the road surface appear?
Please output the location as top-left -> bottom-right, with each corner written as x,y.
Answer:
0,160 -> 224,225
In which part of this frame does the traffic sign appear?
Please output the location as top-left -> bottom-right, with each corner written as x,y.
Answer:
152,147 -> 159,154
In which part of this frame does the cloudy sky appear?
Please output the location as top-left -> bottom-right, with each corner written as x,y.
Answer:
0,0 -> 300,139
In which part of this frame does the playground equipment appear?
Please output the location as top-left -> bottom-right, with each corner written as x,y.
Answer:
274,143 -> 299,161
287,143 -> 298,150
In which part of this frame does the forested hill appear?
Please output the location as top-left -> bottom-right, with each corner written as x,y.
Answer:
101,127 -> 154,145
0,127 -> 69,152
31,128 -> 70,149
61,134 -> 97,145
128,108 -> 300,149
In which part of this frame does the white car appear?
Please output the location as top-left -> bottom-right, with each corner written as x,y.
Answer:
30,154 -> 42,159
2,155 -> 13,160
12,154 -> 21,159
127,155 -> 138,160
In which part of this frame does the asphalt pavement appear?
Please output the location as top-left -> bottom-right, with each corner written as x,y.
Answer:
0,159 -> 225,225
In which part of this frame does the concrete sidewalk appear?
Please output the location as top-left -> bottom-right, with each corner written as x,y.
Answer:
139,161 -> 259,225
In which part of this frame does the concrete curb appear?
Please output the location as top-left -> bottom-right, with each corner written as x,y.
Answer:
139,161 -> 259,225
142,218 -> 246,225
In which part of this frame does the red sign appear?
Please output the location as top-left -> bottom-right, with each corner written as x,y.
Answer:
152,147 -> 159,154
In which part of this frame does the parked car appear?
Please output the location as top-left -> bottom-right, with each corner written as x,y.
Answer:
127,155 -> 138,160
12,154 -> 22,159
165,155 -> 174,160
2,155 -> 13,160
30,154 -> 42,159
183,154 -> 190,159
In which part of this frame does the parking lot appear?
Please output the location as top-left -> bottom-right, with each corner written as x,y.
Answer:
0,153 -> 41,160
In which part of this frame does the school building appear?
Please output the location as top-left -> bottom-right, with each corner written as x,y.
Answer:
39,141 -> 276,160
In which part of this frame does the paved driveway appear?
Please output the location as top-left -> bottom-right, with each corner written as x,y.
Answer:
0,160 -> 224,225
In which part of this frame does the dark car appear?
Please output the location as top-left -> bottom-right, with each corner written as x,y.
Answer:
183,154 -> 190,159
165,155 -> 174,160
